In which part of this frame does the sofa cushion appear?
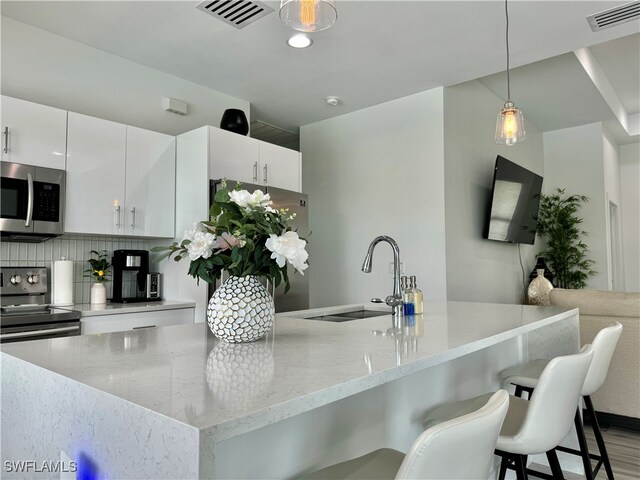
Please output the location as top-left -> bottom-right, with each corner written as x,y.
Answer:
549,288 -> 640,419
549,289 -> 640,318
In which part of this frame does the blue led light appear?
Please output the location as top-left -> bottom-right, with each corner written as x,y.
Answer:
76,453 -> 99,480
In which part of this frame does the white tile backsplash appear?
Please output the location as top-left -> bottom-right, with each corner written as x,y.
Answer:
0,235 -> 151,304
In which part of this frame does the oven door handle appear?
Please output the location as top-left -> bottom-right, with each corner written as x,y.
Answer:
25,172 -> 34,227
0,325 -> 80,341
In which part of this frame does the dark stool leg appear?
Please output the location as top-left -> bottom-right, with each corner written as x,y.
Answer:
574,407 -> 595,480
584,395 -> 615,480
515,455 -> 529,480
546,449 -> 565,479
498,456 -> 508,480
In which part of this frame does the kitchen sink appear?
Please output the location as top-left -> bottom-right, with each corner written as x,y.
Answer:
305,310 -> 391,322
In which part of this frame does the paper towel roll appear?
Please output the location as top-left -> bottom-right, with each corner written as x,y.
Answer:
52,259 -> 74,306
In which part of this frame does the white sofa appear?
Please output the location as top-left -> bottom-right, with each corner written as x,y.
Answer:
549,288 -> 640,421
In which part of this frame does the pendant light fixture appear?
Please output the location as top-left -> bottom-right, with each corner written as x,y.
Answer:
279,0 -> 337,32
495,0 -> 526,145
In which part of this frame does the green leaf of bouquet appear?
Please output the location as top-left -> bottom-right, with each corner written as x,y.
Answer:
214,187 -> 230,203
153,251 -> 173,263
211,255 -> 225,266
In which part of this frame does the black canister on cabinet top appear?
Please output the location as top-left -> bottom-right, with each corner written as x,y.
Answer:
219,109 -> 249,136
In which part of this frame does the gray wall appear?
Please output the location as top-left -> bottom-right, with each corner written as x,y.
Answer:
1,17 -> 249,136
443,80 -> 544,304
301,89 -> 447,308
620,143 -> 640,292
543,123 -> 609,290
602,131 -> 623,290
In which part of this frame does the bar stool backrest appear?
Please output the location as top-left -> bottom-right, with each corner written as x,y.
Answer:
515,345 -> 594,454
395,390 -> 509,480
582,322 -> 623,396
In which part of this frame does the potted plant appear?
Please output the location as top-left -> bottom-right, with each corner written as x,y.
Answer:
154,181 -> 308,343
535,188 -> 596,289
85,250 -> 111,304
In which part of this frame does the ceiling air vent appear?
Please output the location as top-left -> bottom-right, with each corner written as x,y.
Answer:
196,0 -> 274,29
587,1 -> 640,31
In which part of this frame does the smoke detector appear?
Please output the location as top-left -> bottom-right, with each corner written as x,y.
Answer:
326,96 -> 340,106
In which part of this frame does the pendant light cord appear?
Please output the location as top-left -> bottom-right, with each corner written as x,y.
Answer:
505,0 -> 511,101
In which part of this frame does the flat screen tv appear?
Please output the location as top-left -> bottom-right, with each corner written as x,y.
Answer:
484,156 -> 543,245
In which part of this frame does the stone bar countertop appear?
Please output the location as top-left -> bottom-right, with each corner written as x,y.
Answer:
2,301 -> 576,441
2,301 -> 581,479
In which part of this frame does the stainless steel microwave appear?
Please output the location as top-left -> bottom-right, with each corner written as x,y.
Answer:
1,162 -> 65,242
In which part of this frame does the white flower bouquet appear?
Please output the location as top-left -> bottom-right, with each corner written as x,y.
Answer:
153,181 -> 308,292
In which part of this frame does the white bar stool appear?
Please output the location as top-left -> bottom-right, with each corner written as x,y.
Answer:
302,390 -> 509,480
423,346 -> 594,480
501,322 -> 622,480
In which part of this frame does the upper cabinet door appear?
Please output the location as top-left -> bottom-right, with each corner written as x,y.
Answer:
1,96 -> 67,170
209,127 -> 259,186
125,126 -> 176,238
65,112 -> 126,235
259,142 -> 301,192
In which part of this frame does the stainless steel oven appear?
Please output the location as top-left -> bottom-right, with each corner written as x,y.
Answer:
0,266 -> 80,343
1,162 -> 65,242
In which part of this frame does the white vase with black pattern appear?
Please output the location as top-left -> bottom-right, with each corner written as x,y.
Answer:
207,275 -> 275,343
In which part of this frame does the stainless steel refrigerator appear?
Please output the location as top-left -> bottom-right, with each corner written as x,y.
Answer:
210,180 -> 309,312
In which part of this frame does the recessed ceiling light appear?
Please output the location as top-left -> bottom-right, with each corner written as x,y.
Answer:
287,34 -> 313,48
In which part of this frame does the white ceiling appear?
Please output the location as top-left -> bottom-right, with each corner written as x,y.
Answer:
1,1 -> 639,137
589,32 -> 640,114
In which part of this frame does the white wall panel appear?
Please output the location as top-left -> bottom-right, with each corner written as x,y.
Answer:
443,80 -> 545,304
543,123 -> 608,290
301,89 -> 447,308
620,143 -> 640,292
1,17 -> 249,136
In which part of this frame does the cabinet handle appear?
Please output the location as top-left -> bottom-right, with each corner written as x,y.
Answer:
25,172 -> 34,227
115,205 -> 121,228
253,162 -> 258,182
2,127 -> 8,154
133,325 -> 156,329
130,207 -> 136,228
263,164 -> 268,185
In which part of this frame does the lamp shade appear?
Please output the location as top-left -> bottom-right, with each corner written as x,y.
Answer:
495,101 -> 526,145
280,0 -> 337,32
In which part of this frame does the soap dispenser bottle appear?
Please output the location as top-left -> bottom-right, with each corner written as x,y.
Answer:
402,276 -> 414,315
410,275 -> 424,314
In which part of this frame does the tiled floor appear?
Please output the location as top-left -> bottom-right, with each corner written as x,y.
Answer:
584,425 -> 640,479
528,425 -> 639,480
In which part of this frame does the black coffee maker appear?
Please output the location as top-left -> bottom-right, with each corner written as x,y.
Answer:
112,250 -> 159,303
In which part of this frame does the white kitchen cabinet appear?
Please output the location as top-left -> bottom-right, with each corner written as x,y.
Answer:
209,127 -> 260,185
65,112 -> 126,235
258,141 -> 301,192
65,114 -> 175,237
125,126 -> 176,238
209,127 -> 301,192
81,307 -> 194,335
0,95 -> 67,169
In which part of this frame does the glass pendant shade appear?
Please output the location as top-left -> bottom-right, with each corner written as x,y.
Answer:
495,100 -> 526,145
279,0 -> 337,32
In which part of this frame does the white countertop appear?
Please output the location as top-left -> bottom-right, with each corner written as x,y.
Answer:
1,301 -> 576,441
57,300 -> 196,317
